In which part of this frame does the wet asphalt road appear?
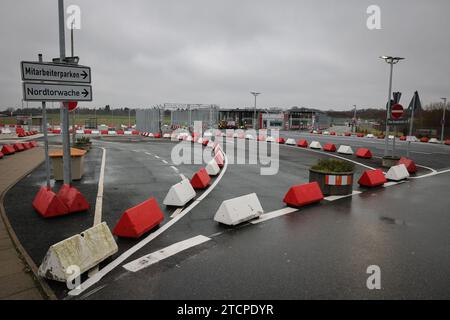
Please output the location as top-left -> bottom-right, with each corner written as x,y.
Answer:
3,133 -> 450,299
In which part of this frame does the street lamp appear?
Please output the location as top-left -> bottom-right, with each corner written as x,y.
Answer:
441,97 -> 447,143
250,92 -> 261,130
352,105 -> 357,133
380,56 -> 405,157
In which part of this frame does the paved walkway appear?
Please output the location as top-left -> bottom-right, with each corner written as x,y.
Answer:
0,147 -> 48,300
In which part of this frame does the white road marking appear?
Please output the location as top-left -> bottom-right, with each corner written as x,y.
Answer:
170,166 -> 179,173
250,207 -> 298,224
123,235 -> 211,273
324,191 -> 362,201
154,155 -> 160,159
68,151 -> 229,296
383,181 -> 401,187
409,168 -> 450,179
410,151 -> 432,155
145,152 -> 152,156
93,147 -> 106,226
179,174 -> 186,180
162,160 -> 168,164
170,208 -> 183,219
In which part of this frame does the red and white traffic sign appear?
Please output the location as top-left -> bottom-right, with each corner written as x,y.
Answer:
391,104 -> 404,119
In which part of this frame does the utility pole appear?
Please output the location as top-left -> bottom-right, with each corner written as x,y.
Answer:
380,56 -> 404,158
353,105 -> 357,133
58,0 -> 72,184
251,92 -> 261,130
441,97 -> 447,143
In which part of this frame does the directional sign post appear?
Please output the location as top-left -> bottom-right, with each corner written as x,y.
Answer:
23,82 -> 92,102
21,61 -> 91,83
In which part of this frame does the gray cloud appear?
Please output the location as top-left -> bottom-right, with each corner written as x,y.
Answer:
1,0 -> 449,111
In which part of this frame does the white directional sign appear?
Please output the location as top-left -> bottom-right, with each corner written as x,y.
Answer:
21,61 -> 91,84
23,82 -> 92,102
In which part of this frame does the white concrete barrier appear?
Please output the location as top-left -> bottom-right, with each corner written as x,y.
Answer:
285,138 -> 296,145
366,134 -> 375,138
38,222 -> 118,282
108,131 -> 117,135
310,141 -> 322,149
206,159 -> 220,176
204,131 -> 213,137
148,133 -> 154,137
1,129 -> 12,134
429,138 -> 439,144
232,132 -> 239,138
214,193 -> 264,226
245,134 -> 254,140
124,131 -> 132,135
385,164 -> 410,181
215,150 -> 225,163
266,136 -> 275,143
337,145 -> 354,155
76,130 -> 84,134
163,179 -> 196,207
186,136 -> 193,142
207,141 -> 216,148
163,133 -> 171,139
92,130 -> 100,135
197,137 -> 204,144
388,135 -> 395,140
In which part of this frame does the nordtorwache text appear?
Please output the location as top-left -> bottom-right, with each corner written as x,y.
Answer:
26,87 -> 83,97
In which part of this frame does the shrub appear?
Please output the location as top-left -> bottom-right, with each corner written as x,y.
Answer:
311,158 -> 354,173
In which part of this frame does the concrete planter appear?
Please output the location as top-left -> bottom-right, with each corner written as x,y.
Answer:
309,169 -> 354,196
382,156 -> 400,168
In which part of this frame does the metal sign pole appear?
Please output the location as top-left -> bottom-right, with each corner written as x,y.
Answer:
58,0 -> 72,185
407,93 -> 416,158
39,54 -> 51,189
384,62 -> 394,157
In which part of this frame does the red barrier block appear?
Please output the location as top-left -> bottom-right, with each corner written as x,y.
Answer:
190,168 -> 211,189
202,139 -> 209,146
30,141 -> 38,147
297,140 -> 308,148
357,133 -> 364,138
1,145 -> 15,155
117,130 -> 125,135
132,130 -> 140,135
13,143 -> 25,152
257,136 -> 266,141
84,130 -> 92,134
101,130 -> 109,135
358,169 -> 387,187
27,142 -> 35,149
52,129 -> 61,134
18,133 -> 26,138
276,137 -> 286,144
21,143 -> 31,150
400,136 -> 406,141
113,197 -> 164,238
445,140 -> 450,145
57,184 -> 90,213
356,148 -> 372,159
330,132 -> 336,136
214,153 -> 224,168
323,143 -> 337,152
283,182 -> 324,208
32,187 -> 69,218
398,157 -> 417,174
420,137 -> 429,143
154,133 -> 161,138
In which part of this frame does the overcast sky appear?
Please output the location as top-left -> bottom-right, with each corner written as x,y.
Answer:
1,0 -> 449,111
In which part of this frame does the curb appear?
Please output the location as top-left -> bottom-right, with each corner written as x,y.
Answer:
0,150 -> 57,300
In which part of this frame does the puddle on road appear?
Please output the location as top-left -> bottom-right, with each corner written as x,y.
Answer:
379,216 -> 408,226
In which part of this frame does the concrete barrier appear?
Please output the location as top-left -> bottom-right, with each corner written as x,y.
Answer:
92,130 -> 100,135
309,141 -> 322,149
38,222 -> 118,282
283,182 -> 324,207
163,133 -> 171,139
385,164 -> 410,181
397,157 -> 417,174
297,140 -> 308,148
113,198 -> 164,238
356,148 -> 372,159
108,131 -> 117,135
2,145 -> 16,155
57,184 -> 90,213
358,169 -> 387,187
214,193 -> 263,226
32,187 -> 69,218
190,168 -> 211,189
266,136 -> 275,143
337,145 -> 354,155
206,159 -> 220,176
276,137 -> 286,144
429,138 -> 439,144
285,138 -> 296,145
163,179 -> 196,207
323,143 -> 337,152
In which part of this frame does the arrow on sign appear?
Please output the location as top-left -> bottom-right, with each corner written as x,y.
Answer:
81,71 -> 88,80
82,89 -> 89,98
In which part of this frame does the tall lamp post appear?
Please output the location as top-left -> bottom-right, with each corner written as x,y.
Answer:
250,92 -> 261,130
441,97 -> 447,143
352,105 -> 357,133
380,56 -> 404,157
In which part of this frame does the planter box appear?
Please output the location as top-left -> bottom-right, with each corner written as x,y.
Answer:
382,156 -> 400,168
309,169 -> 354,196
